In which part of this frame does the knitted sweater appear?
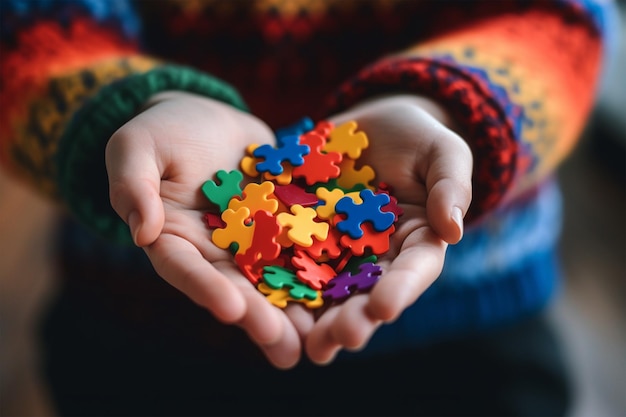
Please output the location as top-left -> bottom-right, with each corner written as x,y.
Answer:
0,0 -> 618,356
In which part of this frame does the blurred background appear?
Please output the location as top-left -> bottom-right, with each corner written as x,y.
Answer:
1,4 -> 625,417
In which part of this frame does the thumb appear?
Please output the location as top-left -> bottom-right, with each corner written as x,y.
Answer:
106,125 -> 165,247
426,133 -> 473,244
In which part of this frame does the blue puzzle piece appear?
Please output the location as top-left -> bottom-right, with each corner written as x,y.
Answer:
334,189 -> 395,239
275,117 -> 314,146
253,134 -> 310,176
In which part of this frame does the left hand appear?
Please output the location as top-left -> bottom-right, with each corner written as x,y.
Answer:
298,95 -> 474,364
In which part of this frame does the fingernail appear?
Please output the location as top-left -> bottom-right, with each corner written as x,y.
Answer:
452,206 -> 464,239
128,211 -> 141,245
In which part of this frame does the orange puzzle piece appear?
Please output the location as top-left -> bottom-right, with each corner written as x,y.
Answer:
212,207 -> 254,254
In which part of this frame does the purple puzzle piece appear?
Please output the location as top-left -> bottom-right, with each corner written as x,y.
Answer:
322,262 -> 382,302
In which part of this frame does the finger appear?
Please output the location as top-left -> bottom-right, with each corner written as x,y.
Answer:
425,131 -> 473,244
305,306 -> 343,365
212,262 -> 303,369
144,234 -> 246,323
106,124 -> 164,247
327,295 -> 382,351
367,227 -> 447,322
284,303 -> 316,342
256,312 -> 303,369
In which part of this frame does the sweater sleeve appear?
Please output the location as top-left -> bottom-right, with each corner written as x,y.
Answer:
325,0 -> 617,223
0,0 -> 247,244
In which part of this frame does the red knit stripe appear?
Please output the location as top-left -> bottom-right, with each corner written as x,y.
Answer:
0,17 -> 137,166
327,58 -> 518,222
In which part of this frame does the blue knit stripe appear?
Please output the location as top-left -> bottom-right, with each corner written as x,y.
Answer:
350,248 -> 560,358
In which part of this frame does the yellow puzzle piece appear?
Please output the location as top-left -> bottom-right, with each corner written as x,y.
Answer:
257,283 -> 324,309
315,187 -> 362,220
276,204 -> 329,247
228,181 -> 279,216
324,120 -> 369,159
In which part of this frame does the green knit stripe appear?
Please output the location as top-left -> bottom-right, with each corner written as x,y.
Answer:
56,65 -> 248,245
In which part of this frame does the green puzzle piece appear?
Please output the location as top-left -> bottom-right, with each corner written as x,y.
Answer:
262,265 -> 318,300
201,169 -> 244,212
344,254 -> 378,275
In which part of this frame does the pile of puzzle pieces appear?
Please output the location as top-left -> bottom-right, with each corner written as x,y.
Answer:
201,117 -> 402,309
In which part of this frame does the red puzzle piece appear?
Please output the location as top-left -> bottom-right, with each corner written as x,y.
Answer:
294,225 -> 343,261
234,210 -> 282,284
291,250 -> 337,290
337,215 -> 396,256
274,183 -> 319,208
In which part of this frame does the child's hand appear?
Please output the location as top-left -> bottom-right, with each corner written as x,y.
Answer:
304,95 -> 473,363
105,92 -> 303,368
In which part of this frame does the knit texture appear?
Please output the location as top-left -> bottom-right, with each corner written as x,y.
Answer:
56,65 -> 248,244
0,0 -> 617,353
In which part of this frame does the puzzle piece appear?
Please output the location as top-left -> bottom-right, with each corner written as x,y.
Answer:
262,265 -> 318,300
257,283 -> 323,309
203,212 -> 225,229
315,187 -> 362,220
292,131 -> 342,185
344,254 -> 378,275
276,204 -> 329,247
323,262 -> 382,302
212,207 -> 254,254
238,254 -> 288,285
323,120 -> 369,159
291,250 -> 337,290
264,163 -> 293,185
340,222 -> 395,256
334,189 -> 396,239
335,158 -> 376,191
253,135 -> 310,176
228,181 -> 279,216
377,182 -> 404,220
275,117 -> 315,146
294,226 -> 343,261
234,210 -> 283,283
312,120 -> 334,139
274,183 -> 319,208
201,169 -> 244,211
240,144 -> 261,177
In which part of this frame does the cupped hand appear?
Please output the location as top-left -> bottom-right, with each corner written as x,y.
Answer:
303,95 -> 474,364
105,92 -> 303,368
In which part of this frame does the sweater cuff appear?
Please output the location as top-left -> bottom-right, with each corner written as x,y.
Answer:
325,57 -> 518,222
56,64 -> 248,245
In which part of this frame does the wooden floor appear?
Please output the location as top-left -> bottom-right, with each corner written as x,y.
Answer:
0,134 -> 624,416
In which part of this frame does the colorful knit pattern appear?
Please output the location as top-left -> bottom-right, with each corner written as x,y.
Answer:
0,0 -> 613,226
